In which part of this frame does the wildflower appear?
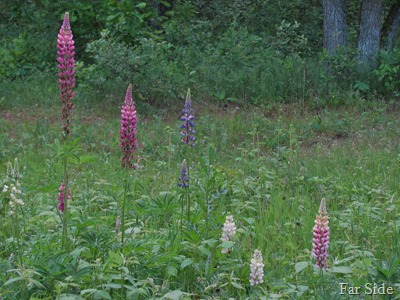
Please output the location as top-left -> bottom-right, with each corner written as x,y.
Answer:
2,185 -> 8,193
116,216 -> 121,234
180,89 -> 195,146
57,182 -> 71,213
177,159 -> 189,188
221,215 -> 236,254
57,12 -> 76,136
249,249 -> 264,286
120,84 -> 138,168
312,197 -> 330,270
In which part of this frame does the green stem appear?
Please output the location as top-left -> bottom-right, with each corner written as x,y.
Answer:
13,212 -> 22,266
180,194 -> 184,238
186,187 -> 190,224
121,179 -> 127,245
62,154 -> 70,253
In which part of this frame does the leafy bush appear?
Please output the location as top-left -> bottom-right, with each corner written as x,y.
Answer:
84,25 -> 320,106
374,49 -> 400,97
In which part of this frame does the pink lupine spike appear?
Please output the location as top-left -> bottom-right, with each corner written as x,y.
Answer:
57,182 -> 71,213
57,12 -> 76,136
312,198 -> 330,270
120,84 -> 138,168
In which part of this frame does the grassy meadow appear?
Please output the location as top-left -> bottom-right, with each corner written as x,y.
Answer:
0,77 -> 400,299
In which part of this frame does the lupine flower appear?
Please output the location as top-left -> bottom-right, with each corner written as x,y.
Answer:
249,249 -> 264,286
312,197 -> 330,270
177,159 -> 189,188
3,159 -> 23,215
57,12 -> 76,136
116,216 -> 121,234
180,89 -> 195,146
7,183 -> 24,215
57,182 -> 71,213
120,84 -> 138,168
221,215 -> 237,254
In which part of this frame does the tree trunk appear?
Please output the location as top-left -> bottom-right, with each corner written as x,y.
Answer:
322,0 -> 347,55
357,0 -> 382,68
381,0 -> 400,50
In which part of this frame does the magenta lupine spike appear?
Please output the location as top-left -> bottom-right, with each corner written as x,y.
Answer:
180,89 -> 195,146
120,84 -> 138,168
57,182 -> 71,213
57,12 -> 76,136
312,198 -> 330,270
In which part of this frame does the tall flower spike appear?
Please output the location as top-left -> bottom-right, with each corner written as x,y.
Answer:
57,12 -> 76,136
312,197 -> 330,270
115,216 -> 121,234
221,215 -> 237,254
177,159 -> 189,188
180,89 -> 196,146
57,182 -> 71,213
120,84 -> 138,168
249,249 -> 264,286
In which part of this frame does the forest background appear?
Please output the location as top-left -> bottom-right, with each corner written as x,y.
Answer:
1,0 -> 400,107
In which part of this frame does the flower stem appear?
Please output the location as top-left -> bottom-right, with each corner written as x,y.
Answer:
121,179 -> 127,245
62,154 -> 70,253
186,182 -> 190,224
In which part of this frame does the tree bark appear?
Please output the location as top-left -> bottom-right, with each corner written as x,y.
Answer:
322,0 -> 347,55
357,0 -> 382,68
381,0 -> 400,50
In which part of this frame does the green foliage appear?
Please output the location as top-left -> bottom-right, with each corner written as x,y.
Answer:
374,49 -> 400,97
84,24 -> 319,106
274,20 -> 310,58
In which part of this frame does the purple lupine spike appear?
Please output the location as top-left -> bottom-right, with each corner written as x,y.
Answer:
312,198 -> 330,270
115,216 -> 121,234
180,89 -> 195,146
57,12 -> 76,136
57,182 -> 71,213
120,84 -> 138,168
177,159 -> 189,188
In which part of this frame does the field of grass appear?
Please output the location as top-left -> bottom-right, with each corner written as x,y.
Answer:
0,78 -> 400,299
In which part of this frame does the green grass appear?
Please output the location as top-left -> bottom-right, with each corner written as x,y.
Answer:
0,80 -> 400,299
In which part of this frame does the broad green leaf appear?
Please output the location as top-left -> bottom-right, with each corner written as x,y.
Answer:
57,295 -> 85,300
163,290 -> 184,300
94,290 -> 112,300
295,261 -> 308,273
231,281 -> 245,290
331,266 -> 353,274
221,241 -> 234,249
181,258 -> 192,269
166,266 -> 177,277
